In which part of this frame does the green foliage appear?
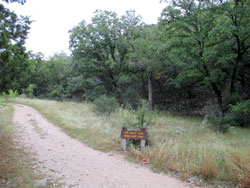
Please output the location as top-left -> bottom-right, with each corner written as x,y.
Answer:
22,84 -> 36,98
1,0 -> 248,126
228,93 -> 241,106
0,4 -> 30,93
159,0 -> 250,114
227,100 -> 250,127
122,100 -> 155,130
208,100 -> 250,130
69,10 -> 144,102
224,113 -> 250,128
66,76 -> 105,101
208,111 -> 230,133
7,89 -> 18,98
230,100 -> 250,116
0,89 -> 17,110
135,100 -> 155,129
22,52 -> 71,100
93,95 -> 119,115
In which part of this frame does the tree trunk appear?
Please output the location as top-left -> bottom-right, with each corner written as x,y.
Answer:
230,51 -> 240,96
211,83 -> 223,114
147,71 -> 153,111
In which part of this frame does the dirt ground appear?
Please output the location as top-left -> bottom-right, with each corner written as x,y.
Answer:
13,104 -> 192,188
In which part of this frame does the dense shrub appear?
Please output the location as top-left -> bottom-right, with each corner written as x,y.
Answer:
6,89 -> 18,98
122,100 -> 155,130
93,95 -> 119,115
228,100 -> 250,127
206,104 -> 229,133
208,112 -> 230,133
208,100 -> 250,132
22,84 -> 36,98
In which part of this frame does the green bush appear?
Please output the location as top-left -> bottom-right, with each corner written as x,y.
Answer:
1,89 -> 18,103
208,110 -> 229,133
122,100 -> 155,147
207,100 -> 250,131
7,89 -> 18,98
93,95 -> 119,115
22,84 -> 36,98
122,100 -> 155,130
227,100 -> 250,127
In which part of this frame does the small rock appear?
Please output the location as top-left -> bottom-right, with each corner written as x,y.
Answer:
20,94 -> 26,98
34,179 -> 47,187
176,127 -> 185,134
202,115 -> 208,126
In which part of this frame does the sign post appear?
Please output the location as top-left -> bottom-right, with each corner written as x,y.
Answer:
120,127 -> 147,151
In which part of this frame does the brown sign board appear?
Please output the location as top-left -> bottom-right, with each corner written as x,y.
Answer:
120,129 -> 147,140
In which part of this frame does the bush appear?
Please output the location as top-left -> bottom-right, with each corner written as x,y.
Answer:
7,89 -> 18,98
93,95 -> 119,115
122,100 -> 155,130
227,100 -> 250,127
22,84 -> 36,98
208,111 -> 230,133
1,89 -> 18,104
208,101 -> 250,131
122,100 -> 155,147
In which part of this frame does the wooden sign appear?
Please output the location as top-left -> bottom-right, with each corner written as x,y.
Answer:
120,127 -> 147,151
120,130 -> 147,140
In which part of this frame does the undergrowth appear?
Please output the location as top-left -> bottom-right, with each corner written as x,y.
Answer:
14,98 -> 250,188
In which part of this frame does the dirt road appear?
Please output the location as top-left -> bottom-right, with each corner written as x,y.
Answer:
13,104 -> 191,188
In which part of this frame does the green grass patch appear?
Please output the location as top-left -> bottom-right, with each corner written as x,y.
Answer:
14,98 -> 250,187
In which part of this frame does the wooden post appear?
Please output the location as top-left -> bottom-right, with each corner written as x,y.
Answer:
121,127 -> 127,151
121,139 -> 126,151
141,139 -> 145,150
141,128 -> 146,150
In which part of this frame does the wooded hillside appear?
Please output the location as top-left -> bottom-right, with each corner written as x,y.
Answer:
1,0 -> 250,128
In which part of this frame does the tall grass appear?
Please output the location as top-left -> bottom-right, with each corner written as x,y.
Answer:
15,98 -> 250,187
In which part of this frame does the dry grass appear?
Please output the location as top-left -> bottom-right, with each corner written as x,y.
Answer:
14,97 -> 250,187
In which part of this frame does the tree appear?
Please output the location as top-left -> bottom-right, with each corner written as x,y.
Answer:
159,0 -> 250,114
69,10 -> 143,103
129,25 -> 165,110
23,52 -> 71,99
220,0 -> 250,97
0,4 -> 30,93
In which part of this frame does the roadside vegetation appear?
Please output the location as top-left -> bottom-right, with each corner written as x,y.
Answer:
0,98 -> 35,187
0,96 -> 60,188
15,97 -> 250,188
